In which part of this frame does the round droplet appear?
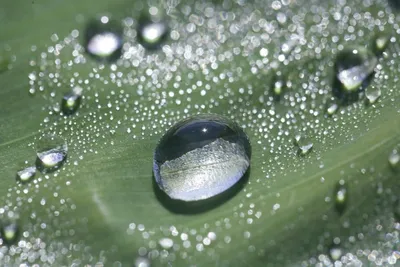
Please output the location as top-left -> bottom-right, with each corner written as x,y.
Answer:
36,134 -> 68,173
333,47 -> 377,102
389,148 -> 400,170
137,17 -> 168,50
365,85 -> 381,104
329,245 -> 343,261
85,16 -> 123,62
134,257 -> 150,267
153,114 -> 251,202
158,237 -> 174,249
293,134 -> 313,156
61,86 -> 82,115
16,166 -> 36,183
334,180 -> 348,215
1,221 -> 19,245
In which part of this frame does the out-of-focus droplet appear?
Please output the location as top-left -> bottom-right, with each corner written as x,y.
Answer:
16,166 -> 36,183
137,17 -> 168,50
334,180 -> 348,215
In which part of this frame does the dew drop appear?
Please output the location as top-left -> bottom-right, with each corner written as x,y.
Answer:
1,220 -> 19,245
134,257 -> 151,267
365,85 -> 381,104
271,73 -> 286,100
326,100 -> 339,116
158,237 -> 174,249
16,166 -> 36,183
388,148 -> 400,170
85,16 -> 123,62
293,134 -> 313,156
333,47 -> 377,102
61,86 -> 83,115
36,134 -> 68,173
329,245 -> 343,261
137,17 -> 168,50
372,33 -> 390,55
153,114 -> 251,202
334,180 -> 348,215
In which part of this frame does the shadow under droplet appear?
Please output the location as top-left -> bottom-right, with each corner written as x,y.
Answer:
35,156 -> 67,174
331,73 -> 375,106
153,167 -> 250,215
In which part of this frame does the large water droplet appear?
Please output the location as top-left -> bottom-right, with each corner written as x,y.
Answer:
333,47 -> 377,102
153,114 -> 251,202
85,16 -> 123,62
137,17 -> 168,50
365,85 -> 381,104
334,180 -> 348,215
36,134 -> 68,173
293,134 -> 313,156
61,86 -> 83,115
16,166 -> 36,183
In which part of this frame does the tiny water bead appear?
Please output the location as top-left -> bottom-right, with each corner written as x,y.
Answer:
334,180 -> 348,215
153,114 -> 251,202
137,17 -> 168,50
16,166 -> 36,183
84,16 -> 123,62
36,134 -> 68,173
61,86 -> 83,115
333,47 -> 377,102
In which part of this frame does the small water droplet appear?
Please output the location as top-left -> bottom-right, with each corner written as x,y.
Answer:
325,99 -> 339,116
16,166 -> 36,183
389,148 -> 400,170
271,73 -> 286,100
365,85 -> 381,104
61,86 -> 83,115
36,134 -> 68,173
137,17 -> 168,50
334,180 -> 348,215
1,219 -> 19,245
85,16 -> 123,62
329,245 -> 343,261
333,47 -> 377,103
158,237 -> 174,249
153,114 -> 251,202
372,33 -> 390,55
134,257 -> 151,267
293,134 -> 313,155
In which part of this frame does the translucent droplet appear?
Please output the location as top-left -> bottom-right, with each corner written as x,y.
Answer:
389,149 -> 400,170
333,47 -> 377,102
326,101 -> 339,115
16,166 -> 36,183
61,86 -> 82,115
137,18 -> 168,50
158,237 -> 174,249
329,245 -> 343,261
334,180 -> 348,215
372,33 -> 389,55
153,114 -> 251,202
85,16 -> 123,62
1,221 -> 19,245
36,134 -> 68,173
134,257 -> 150,267
293,134 -> 313,156
271,73 -> 286,100
365,85 -> 381,104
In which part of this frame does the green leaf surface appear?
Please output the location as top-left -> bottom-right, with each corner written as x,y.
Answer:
0,0 -> 400,266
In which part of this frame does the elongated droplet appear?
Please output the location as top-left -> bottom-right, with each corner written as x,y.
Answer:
153,114 -> 251,202
271,72 -> 286,100
365,85 -> 381,104
61,86 -> 82,115
294,134 -> 313,156
16,166 -> 36,183
1,221 -> 19,245
36,134 -> 68,173
334,180 -> 348,215
325,98 -> 339,115
333,47 -> 377,103
137,17 -> 168,50
85,16 -> 123,62
158,237 -> 174,249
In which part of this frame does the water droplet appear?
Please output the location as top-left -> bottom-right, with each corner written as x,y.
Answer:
334,180 -> 348,215
134,257 -> 150,267
16,166 -> 36,183
329,245 -> 343,261
158,237 -> 174,249
1,220 -> 19,245
85,16 -> 123,62
372,33 -> 390,55
388,148 -> 400,170
61,86 -> 83,115
153,114 -> 251,202
325,99 -> 339,116
293,134 -> 313,156
333,47 -> 377,102
137,17 -> 168,50
365,85 -> 381,104
36,134 -> 68,173
271,73 -> 286,100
